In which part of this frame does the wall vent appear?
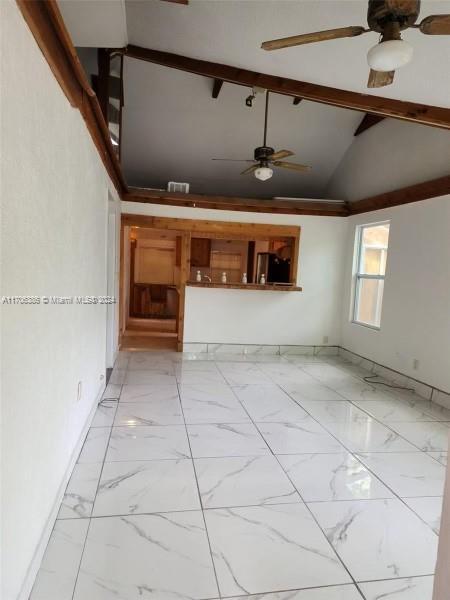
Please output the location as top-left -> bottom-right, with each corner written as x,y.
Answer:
168,181 -> 190,194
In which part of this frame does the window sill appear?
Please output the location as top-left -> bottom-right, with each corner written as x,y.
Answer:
187,281 -> 302,292
351,320 -> 381,331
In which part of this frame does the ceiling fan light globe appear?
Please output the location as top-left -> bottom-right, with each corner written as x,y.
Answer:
254,166 -> 273,181
367,39 -> 413,71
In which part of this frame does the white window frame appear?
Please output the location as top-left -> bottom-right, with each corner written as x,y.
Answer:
352,220 -> 390,330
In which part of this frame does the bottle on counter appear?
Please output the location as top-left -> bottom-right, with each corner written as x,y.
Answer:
242,272 -> 247,284
260,273 -> 266,285
196,270 -> 202,282
221,272 -> 227,283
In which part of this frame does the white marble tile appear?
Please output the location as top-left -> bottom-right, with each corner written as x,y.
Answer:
102,383 -> 121,399
278,453 -> 393,502
229,586 -> 364,600
128,353 -> 175,371
410,398 -> 450,421
301,365 -> 357,389
30,519 -> 89,600
109,369 -> 126,384
323,419 -> 418,453
359,576 -> 434,600
428,451 -> 448,466
232,384 -> 310,422
58,463 -> 102,519
91,401 -> 117,427
432,389 -> 450,410
388,421 -> 450,451
283,381 -> 345,402
106,426 -> 191,461
309,498 -> 438,582
263,365 -> 319,387
244,344 -> 280,355
114,399 -> 183,426
179,384 -> 250,424
334,381 -> 396,402
187,423 -> 270,458
403,496 -> 443,534
218,364 -> 273,385
77,427 -> 111,464
93,459 -> 200,516
174,360 -> 219,372
257,420 -> 344,454
176,369 -> 227,385
119,384 -> 179,403
195,455 -> 300,508
114,353 -> 130,369
124,369 -> 177,386
355,452 -> 445,497
297,400 -> 370,424
352,398 -> 437,423
372,364 -> 410,387
74,512 -> 218,600
211,353 -> 251,362
314,346 -> 339,357
405,378 -> 433,401
204,504 -> 351,596
283,354 -> 328,364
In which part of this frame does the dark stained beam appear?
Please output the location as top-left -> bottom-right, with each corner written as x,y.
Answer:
121,45 -> 450,129
350,175 -> 450,214
97,49 -> 110,121
212,78 -> 223,99
124,188 -> 349,217
355,113 -> 385,136
293,97 -> 302,106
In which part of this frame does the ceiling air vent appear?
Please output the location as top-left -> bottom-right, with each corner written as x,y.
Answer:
167,181 -> 190,194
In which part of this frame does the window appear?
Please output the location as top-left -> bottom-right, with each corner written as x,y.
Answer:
352,221 -> 390,329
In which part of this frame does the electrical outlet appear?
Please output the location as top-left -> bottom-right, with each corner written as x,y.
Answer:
76,381 -> 82,402
413,359 -> 420,371
323,336 -> 329,344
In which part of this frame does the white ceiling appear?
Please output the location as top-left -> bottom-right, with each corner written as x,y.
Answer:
59,0 -> 450,198
125,0 -> 450,107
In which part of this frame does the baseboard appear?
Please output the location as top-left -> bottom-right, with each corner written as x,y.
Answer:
339,346 -> 450,408
18,381 -> 105,600
182,342 -> 339,356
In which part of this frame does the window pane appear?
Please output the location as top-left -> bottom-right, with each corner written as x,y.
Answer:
360,224 -> 390,275
355,277 -> 385,328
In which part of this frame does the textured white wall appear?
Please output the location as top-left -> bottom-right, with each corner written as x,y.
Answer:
121,202 -> 349,346
1,3 -> 119,598
326,119 -> 450,202
341,196 -> 450,392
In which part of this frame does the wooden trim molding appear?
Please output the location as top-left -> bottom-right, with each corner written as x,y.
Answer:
16,0 -> 127,195
122,45 -> 450,130
124,188 -> 349,217
350,175 -> 450,214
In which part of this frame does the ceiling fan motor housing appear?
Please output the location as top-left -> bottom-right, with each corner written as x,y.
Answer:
254,146 -> 275,162
367,0 -> 421,33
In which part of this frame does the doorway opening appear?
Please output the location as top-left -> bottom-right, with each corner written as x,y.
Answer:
120,225 -> 185,351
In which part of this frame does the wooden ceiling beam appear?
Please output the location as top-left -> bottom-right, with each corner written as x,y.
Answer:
349,175 -> 450,214
121,45 -> 450,129
212,78 -> 223,99
354,113 -> 385,136
124,188 -> 349,216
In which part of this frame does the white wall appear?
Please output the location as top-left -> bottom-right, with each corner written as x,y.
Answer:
326,118 -> 450,202
121,202 -> 349,346
1,3 -> 119,599
341,196 -> 450,393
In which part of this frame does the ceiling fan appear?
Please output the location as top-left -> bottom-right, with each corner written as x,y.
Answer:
212,92 -> 311,181
261,0 -> 450,88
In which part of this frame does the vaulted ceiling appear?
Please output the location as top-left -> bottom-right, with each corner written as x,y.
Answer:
58,0 -> 450,200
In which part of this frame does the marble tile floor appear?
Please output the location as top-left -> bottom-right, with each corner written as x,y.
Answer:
29,349 -> 449,600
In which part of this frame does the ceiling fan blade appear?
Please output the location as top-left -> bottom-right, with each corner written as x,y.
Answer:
367,69 -> 395,88
261,26 -> 367,51
241,165 -> 259,176
419,14 -> 450,34
269,149 -> 294,161
272,161 -> 311,172
212,158 -> 255,162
